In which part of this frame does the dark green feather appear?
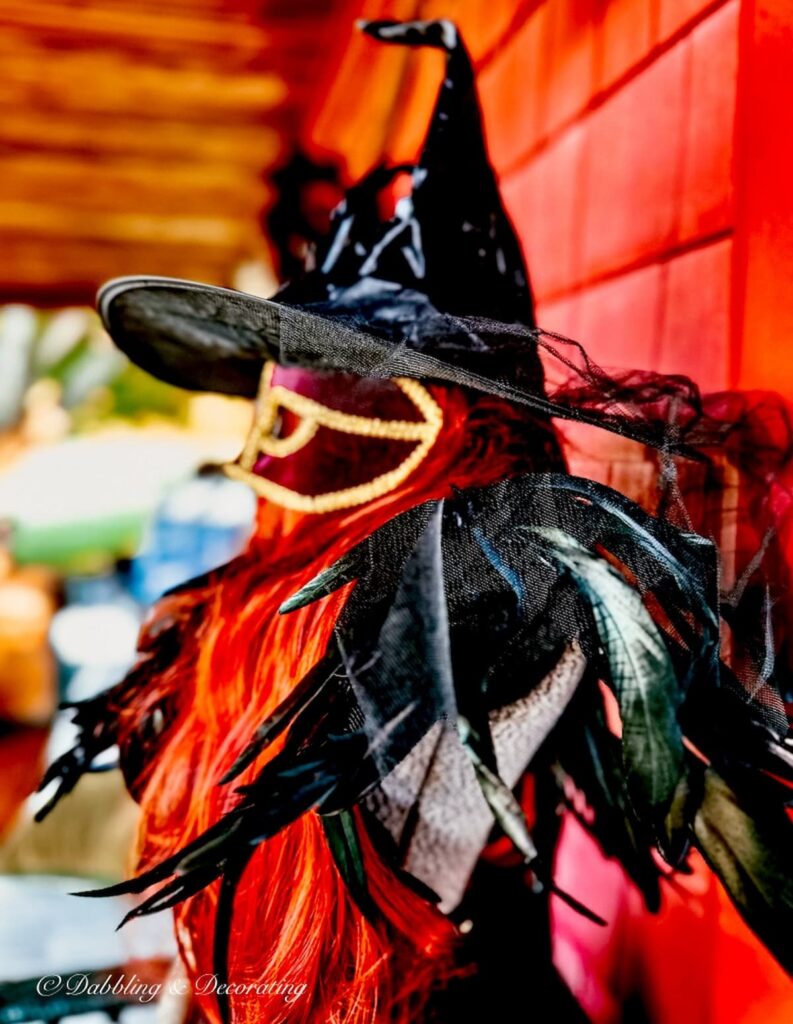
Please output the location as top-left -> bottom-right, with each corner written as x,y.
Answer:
692,766 -> 793,975
534,528 -> 684,822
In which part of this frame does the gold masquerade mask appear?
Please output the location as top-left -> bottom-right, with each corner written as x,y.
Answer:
224,362 -> 443,513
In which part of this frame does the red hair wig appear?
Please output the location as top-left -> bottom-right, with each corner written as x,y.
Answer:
117,378 -> 559,1023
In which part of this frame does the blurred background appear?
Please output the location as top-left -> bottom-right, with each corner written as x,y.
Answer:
0,1 -> 791,1022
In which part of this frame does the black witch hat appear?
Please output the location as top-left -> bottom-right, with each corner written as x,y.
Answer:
98,20 -> 548,405
97,18 -> 706,457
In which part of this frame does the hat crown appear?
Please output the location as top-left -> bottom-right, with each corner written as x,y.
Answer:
285,19 -> 535,328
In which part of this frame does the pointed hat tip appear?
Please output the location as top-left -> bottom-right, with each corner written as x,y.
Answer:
358,18 -> 459,53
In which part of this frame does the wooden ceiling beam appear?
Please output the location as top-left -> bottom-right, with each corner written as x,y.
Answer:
0,110 -> 282,164
0,0 -> 350,299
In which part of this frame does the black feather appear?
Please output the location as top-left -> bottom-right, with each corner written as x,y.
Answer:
692,766 -> 793,974
220,650 -> 342,784
322,810 -> 380,924
213,849 -> 255,1024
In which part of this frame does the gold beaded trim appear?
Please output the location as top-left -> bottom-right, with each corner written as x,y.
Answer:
224,361 -> 443,513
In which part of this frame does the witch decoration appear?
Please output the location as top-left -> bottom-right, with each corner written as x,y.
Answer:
37,19 -> 793,1024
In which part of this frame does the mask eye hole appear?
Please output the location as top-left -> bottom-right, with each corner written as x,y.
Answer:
227,364 -> 444,513
257,404 -> 319,458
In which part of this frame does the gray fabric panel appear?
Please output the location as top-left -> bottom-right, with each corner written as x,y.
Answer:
365,644 -> 586,912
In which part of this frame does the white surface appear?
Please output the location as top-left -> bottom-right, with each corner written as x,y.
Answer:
0,875 -> 176,982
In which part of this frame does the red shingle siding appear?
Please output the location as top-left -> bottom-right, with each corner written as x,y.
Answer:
577,42 -> 689,284
484,0 -> 738,378
595,0 -> 655,89
501,125 -> 586,300
678,0 -> 738,243
478,7 -> 550,171
658,0 -> 721,42
657,237 -> 732,387
577,262 -> 663,369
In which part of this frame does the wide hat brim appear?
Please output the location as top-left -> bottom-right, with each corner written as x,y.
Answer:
99,276 -> 286,397
97,276 -> 693,459
98,275 -> 538,400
